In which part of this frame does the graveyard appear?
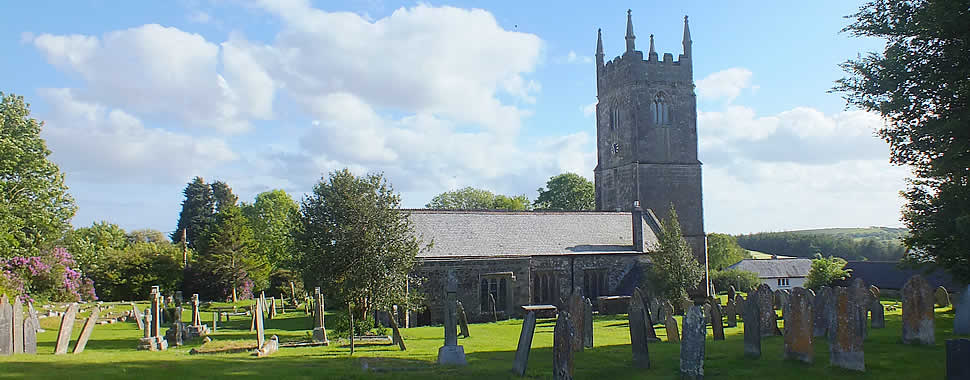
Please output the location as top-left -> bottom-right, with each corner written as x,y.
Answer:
0,290 -> 955,379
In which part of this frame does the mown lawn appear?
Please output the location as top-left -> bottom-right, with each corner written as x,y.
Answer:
0,301 -> 953,379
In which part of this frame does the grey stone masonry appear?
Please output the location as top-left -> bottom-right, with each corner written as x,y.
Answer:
629,289 -> 650,369
828,287 -> 864,372
784,287 -> 813,364
850,278 -> 871,339
955,285 -> 970,335
73,307 -> 101,354
813,286 -> 831,337
513,311 -> 537,376
0,296 -> 11,356
255,335 -> 279,357
947,338 -> 970,380
870,296 -> 885,329
191,294 -> 201,326
54,303 -> 78,354
743,294 -> 760,358
680,304 -> 705,380
553,311 -> 574,380
902,274 -> 935,345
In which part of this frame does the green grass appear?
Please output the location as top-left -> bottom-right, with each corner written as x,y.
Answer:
0,301 -> 953,379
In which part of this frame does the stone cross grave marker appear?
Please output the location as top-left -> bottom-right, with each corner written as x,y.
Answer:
191,294 -> 201,326
437,271 -> 467,366
12,298 -> 22,354
828,287 -> 864,372
743,293 -> 761,358
936,286 -> 951,308
569,289 -> 584,352
457,300 -> 470,338
813,286 -> 831,337
553,311 -> 574,380
513,311 -> 537,376
628,289 -> 650,369
0,296 -> 11,356
870,285 -> 880,299
312,291 -> 328,344
946,338 -> 970,380
784,287 -> 813,363
680,304 -> 705,380
54,303 -> 79,354
73,306 -> 101,354
756,284 -> 777,337
583,297 -> 593,348
664,300 -> 680,343
955,285 -> 970,335
902,274 -> 935,345
711,302 -> 725,341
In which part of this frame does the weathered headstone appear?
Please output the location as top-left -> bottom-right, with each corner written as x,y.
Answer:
937,286 -> 951,308
735,295 -> 745,320
437,271 -> 467,366
22,314 -> 37,354
870,291 -> 885,329
711,302 -> 725,341
388,310 -> 406,351
664,301 -> 680,343
743,293 -> 761,358
489,293 -> 498,323
456,300 -> 470,338
902,274 -> 935,345
725,298 -> 737,327
583,298 -> 593,348
632,288 -> 659,342
12,298 -> 22,354
850,278 -> 871,339
268,297 -> 277,320
312,290 -> 328,344
0,296 -> 11,355
784,287 -> 813,363
212,312 -> 218,332
947,338 -> 970,380
131,302 -> 144,331
756,284 -> 777,337
73,307 -> 101,354
680,305 -> 705,380
255,297 -> 265,349
553,311 -> 574,380
955,285 -> 970,335
513,311 -> 537,376
813,286 -> 831,337
869,285 -> 880,300
54,303 -> 79,354
628,290 -> 650,368
728,285 -> 737,303
569,289 -> 584,352
828,287 -> 864,372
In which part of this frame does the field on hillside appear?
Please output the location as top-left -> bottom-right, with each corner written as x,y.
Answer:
736,227 -> 908,261
0,300 -> 954,379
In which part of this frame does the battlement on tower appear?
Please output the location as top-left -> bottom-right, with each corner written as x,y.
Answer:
595,12 -> 693,98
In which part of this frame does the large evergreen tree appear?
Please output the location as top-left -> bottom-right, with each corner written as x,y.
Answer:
197,204 -> 268,302
834,0 -> 970,282
0,93 -> 77,258
172,177 -> 215,248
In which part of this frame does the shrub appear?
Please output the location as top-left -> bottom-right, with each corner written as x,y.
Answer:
710,268 -> 761,294
328,308 -> 384,339
805,255 -> 852,289
0,247 -> 95,303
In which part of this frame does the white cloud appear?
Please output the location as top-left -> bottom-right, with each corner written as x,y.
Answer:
188,11 -> 211,24
31,24 -> 274,134
581,100 -> 597,117
39,88 -> 237,184
696,67 -> 754,102
562,50 -> 592,64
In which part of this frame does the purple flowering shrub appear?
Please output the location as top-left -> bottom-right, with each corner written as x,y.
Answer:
0,247 -> 97,303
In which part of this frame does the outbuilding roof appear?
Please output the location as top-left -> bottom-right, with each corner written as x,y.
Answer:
727,258 -> 812,279
832,261 -> 957,291
407,210 -> 658,258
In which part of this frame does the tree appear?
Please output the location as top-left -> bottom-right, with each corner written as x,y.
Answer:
195,204 -> 269,302
534,173 -> 595,211
295,169 -> 425,320
172,177 -> 215,248
804,256 -> 852,290
241,189 -> 299,268
425,186 -> 531,210
710,268 -> 761,293
834,0 -> 970,282
211,180 -> 238,212
88,241 -> 182,301
0,92 -> 77,258
62,221 -> 129,275
126,229 -> 167,244
647,204 -> 704,302
707,233 -> 750,271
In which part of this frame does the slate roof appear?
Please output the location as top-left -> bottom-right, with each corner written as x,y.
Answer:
407,210 -> 658,258
832,261 -> 958,291
727,258 -> 812,279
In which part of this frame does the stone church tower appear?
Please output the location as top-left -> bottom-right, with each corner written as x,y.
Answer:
593,11 -> 707,270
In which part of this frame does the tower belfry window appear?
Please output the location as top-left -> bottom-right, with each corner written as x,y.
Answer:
654,93 -> 670,125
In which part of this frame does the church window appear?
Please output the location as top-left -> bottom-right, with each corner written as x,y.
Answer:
654,92 -> 670,125
583,269 -> 609,304
610,107 -> 619,130
480,272 -> 512,313
532,271 -> 560,305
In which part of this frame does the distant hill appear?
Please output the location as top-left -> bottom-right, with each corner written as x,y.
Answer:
735,227 -> 908,262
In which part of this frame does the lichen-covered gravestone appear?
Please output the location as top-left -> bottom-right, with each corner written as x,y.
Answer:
664,301 -> 680,343
849,278 -> 871,339
784,287 -> 813,363
828,287 -> 864,372
680,305 -> 705,380
629,290 -> 650,369
955,285 -> 970,335
569,289 -> 584,352
902,275 -> 935,345
756,284 -> 777,337
813,286 -> 831,337
936,286 -> 951,308
73,307 -> 101,354
743,293 -> 761,358
54,303 -> 79,354
513,311 -> 537,376
583,298 -> 593,348
553,311 -> 574,380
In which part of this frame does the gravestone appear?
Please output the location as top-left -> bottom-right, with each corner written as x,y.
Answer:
902,275 -> 935,345
784,287 -> 813,363
22,313 -> 37,354
937,286 -> 951,308
569,289 -> 584,352
131,303 -> 144,331
955,285 -> 970,335
628,289 -> 650,368
711,302 -> 725,341
735,295 -> 745,319
869,285 -> 880,300
212,312 -> 218,332
725,298 -> 737,327
728,285 -> 737,303
456,300 -> 470,338
489,294 -> 498,323
513,311 -> 537,376
583,298 -> 593,348
743,292 -> 761,358
255,297 -> 265,349
388,310 -> 406,351
850,278 -> 871,339
663,301 -> 680,343
312,289 -> 328,344
828,287 -> 864,372
54,303 -> 79,354
73,307 -> 101,354
553,311 -> 574,380
870,290 -> 885,329
255,335 -> 279,357
437,271 -> 467,366
290,282 -> 298,307
268,297 -> 277,320
185,294 -> 208,337
632,288 -> 659,342
0,296 -> 11,355
756,284 -> 777,337
191,294 -> 201,326
813,286 -> 831,337
947,338 -> 970,380
12,298 -> 22,354
680,305 -> 705,379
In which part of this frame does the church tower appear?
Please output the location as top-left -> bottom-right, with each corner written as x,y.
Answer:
593,11 -> 707,271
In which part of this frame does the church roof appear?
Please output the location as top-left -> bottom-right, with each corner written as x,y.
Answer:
728,258 -> 812,279
407,210 -> 658,259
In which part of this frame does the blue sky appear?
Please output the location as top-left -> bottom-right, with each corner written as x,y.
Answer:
1,0 -> 906,235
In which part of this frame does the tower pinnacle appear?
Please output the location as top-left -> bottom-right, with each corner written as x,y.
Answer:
682,15 -> 692,57
625,9 -> 636,53
648,34 -> 657,60
596,28 -> 604,68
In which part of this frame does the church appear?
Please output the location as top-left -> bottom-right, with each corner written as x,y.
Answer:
407,11 -> 707,325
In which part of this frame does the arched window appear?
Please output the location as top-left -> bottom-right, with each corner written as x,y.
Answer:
609,107 -> 619,130
654,93 -> 670,125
